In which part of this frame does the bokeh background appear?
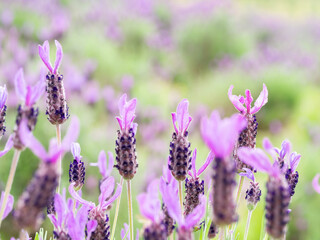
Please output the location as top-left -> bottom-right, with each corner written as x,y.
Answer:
1,0 -> 320,239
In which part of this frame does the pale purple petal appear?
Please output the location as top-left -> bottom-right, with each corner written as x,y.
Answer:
183,195 -> 206,230
68,183 -> 94,208
96,150 -> 107,178
197,151 -> 214,177
312,174 -> 320,194
250,83 -> 268,114
175,99 -> 192,133
171,113 -> 178,134
0,134 -> 14,157
123,98 -> 137,131
228,85 -> 246,113
98,177 -> 115,206
28,78 -> 45,106
54,193 -> 66,228
71,142 -> 81,161
48,214 -> 59,229
61,116 -> 80,152
289,152 -> 301,172
118,94 -> 127,118
86,220 -> 97,240
239,168 -> 255,182
14,68 -> 27,102
121,223 -> 129,240
38,41 -> 53,73
244,89 -> 253,113
101,183 -> 122,210
53,40 -> 63,74
0,191 -> 14,220
106,151 -> 114,177
0,85 -> 8,109
279,140 -> 291,160
19,119 -> 48,160
135,229 -> 139,240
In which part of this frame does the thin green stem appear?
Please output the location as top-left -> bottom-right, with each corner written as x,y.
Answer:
56,124 -> 61,194
178,180 -> 183,211
244,210 -> 253,240
0,149 -> 21,227
235,176 -> 245,209
127,180 -> 134,240
110,177 -> 124,240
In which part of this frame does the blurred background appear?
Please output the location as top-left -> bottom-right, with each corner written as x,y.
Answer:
0,0 -> 320,239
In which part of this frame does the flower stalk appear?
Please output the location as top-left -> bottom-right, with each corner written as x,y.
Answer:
127,180 -> 134,240
244,210 -> 252,240
110,177 -> 124,240
56,124 -> 62,193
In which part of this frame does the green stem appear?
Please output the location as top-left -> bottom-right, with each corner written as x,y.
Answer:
56,124 -> 62,194
127,180 -> 134,240
244,210 -> 253,240
0,149 -> 21,227
235,176 -> 245,209
178,180 -> 183,211
110,177 -> 124,240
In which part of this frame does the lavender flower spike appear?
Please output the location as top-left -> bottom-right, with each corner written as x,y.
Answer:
69,142 -> 85,190
0,85 -> 8,137
169,99 -> 193,181
184,149 -> 213,216
312,174 -> 320,194
0,191 -> 14,220
240,168 -> 261,211
228,84 -> 268,171
69,176 -> 122,240
39,40 -> 69,125
115,94 -> 138,180
137,179 -> 167,240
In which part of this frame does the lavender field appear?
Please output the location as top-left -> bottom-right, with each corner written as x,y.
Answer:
1,0 -> 320,239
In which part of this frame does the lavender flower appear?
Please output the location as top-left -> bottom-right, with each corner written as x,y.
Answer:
137,179 -> 166,240
39,40 -> 69,125
69,142 -> 85,191
184,149 -> 213,216
238,138 -> 291,239
90,150 -> 114,182
201,111 -> 246,225
169,99 -> 192,181
284,151 -> 301,197
0,85 -> 8,137
14,117 -> 79,229
160,176 -> 206,240
13,68 -> 44,150
114,94 -> 138,180
69,176 -> 122,240
313,174 -> 320,194
0,191 -> 14,220
239,168 -> 261,211
228,84 -> 268,171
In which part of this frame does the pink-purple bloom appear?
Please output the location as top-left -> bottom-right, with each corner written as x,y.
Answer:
90,150 -> 114,179
0,191 -> 14,220
239,168 -> 255,182
201,111 -> 247,158
312,174 -> 320,194
188,149 -> 214,179
116,93 -> 137,133
38,40 -> 63,74
228,84 -> 268,114
14,68 -> 45,107
171,99 -> 192,135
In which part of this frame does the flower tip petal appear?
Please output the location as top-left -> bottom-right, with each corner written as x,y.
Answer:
312,174 -> 320,194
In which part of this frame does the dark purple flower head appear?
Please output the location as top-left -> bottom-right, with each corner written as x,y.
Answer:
116,94 -> 137,133
90,150 -> 114,179
188,149 -> 214,179
0,85 -> 8,109
14,68 -> 45,107
160,176 -> 206,231
137,179 -> 162,223
70,142 -> 85,190
0,191 -> 14,220
171,99 -> 192,135
201,111 -> 247,159
0,134 -> 14,157
313,174 -> 320,194
20,116 -> 80,163
38,40 -> 63,74
228,84 -> 268,114
239,168 -> 255,182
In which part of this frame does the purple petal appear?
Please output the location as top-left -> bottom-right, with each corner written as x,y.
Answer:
176,99 -> 192,133
71,142 -> 81,161
228,85 -> 246,113
101,183 -> 122,210
244,89 -> 253,113
201,112 -> 247,158
54,193 -> 66,228
98,177 -> 115,206
0,191 -> 14,220
239,168 -> 255,182
48,214 -> 59,229
86,220 -> 97,240
289,152 -> 301,172
38,41 -> 53,73
53,40 -> 63,74
14,68 -> 27,102
0,134 -> 14,157
123,98 -> 137,131
121,223 -> 129,240
312,174 -> 320,194
106,151 -> 114,177
62,116 -> 80,152
118,94 -> 127,118
97,150 -> 107,178
68,183 -> 94,208
171,113 -> 178,134
197,151 -> 214,177
0,85 -> 8,109
183,195 -> 206,230
135,229 -> 139,240
19,119 -> 48,160
28,77 -> 45,106
250,83 -> 268,114
279,140 -> 291,160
